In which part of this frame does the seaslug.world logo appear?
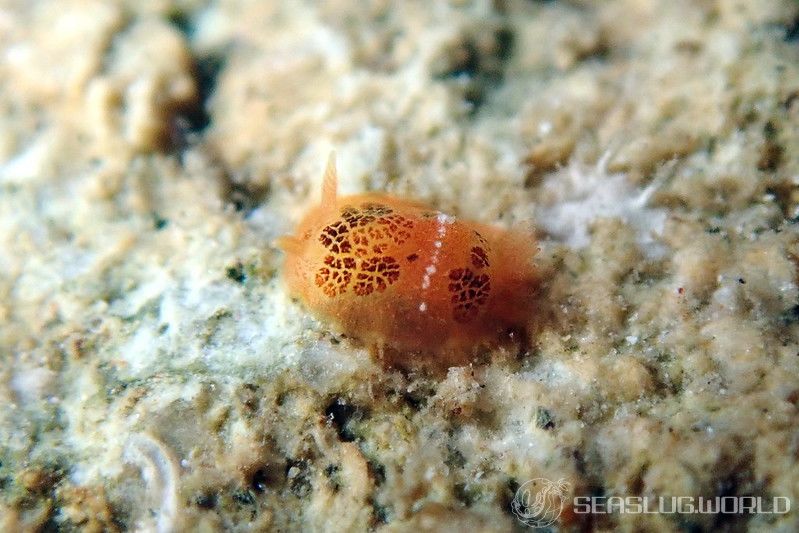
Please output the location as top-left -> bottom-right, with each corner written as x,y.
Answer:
510,475 -> 792,528
511,477 -> 570,528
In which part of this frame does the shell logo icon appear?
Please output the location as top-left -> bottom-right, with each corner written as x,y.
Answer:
511,478 -> 570,528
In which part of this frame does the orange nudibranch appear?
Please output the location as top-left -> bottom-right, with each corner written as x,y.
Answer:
277,154 -> 539,365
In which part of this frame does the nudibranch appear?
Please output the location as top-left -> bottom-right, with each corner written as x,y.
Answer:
277,154 -> 539,366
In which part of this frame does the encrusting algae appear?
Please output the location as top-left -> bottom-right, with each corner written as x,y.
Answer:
277,154 -> 539,366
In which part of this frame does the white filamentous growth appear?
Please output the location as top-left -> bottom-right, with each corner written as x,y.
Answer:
536,151 -> 668,257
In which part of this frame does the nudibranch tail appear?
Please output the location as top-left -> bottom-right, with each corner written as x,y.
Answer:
321,151 -> 338,204
274,235 -> 302,254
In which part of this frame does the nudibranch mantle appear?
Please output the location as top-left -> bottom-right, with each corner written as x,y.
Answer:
277,154 -> 539,364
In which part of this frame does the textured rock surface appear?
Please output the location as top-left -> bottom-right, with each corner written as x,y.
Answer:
1,0 -> 798,531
